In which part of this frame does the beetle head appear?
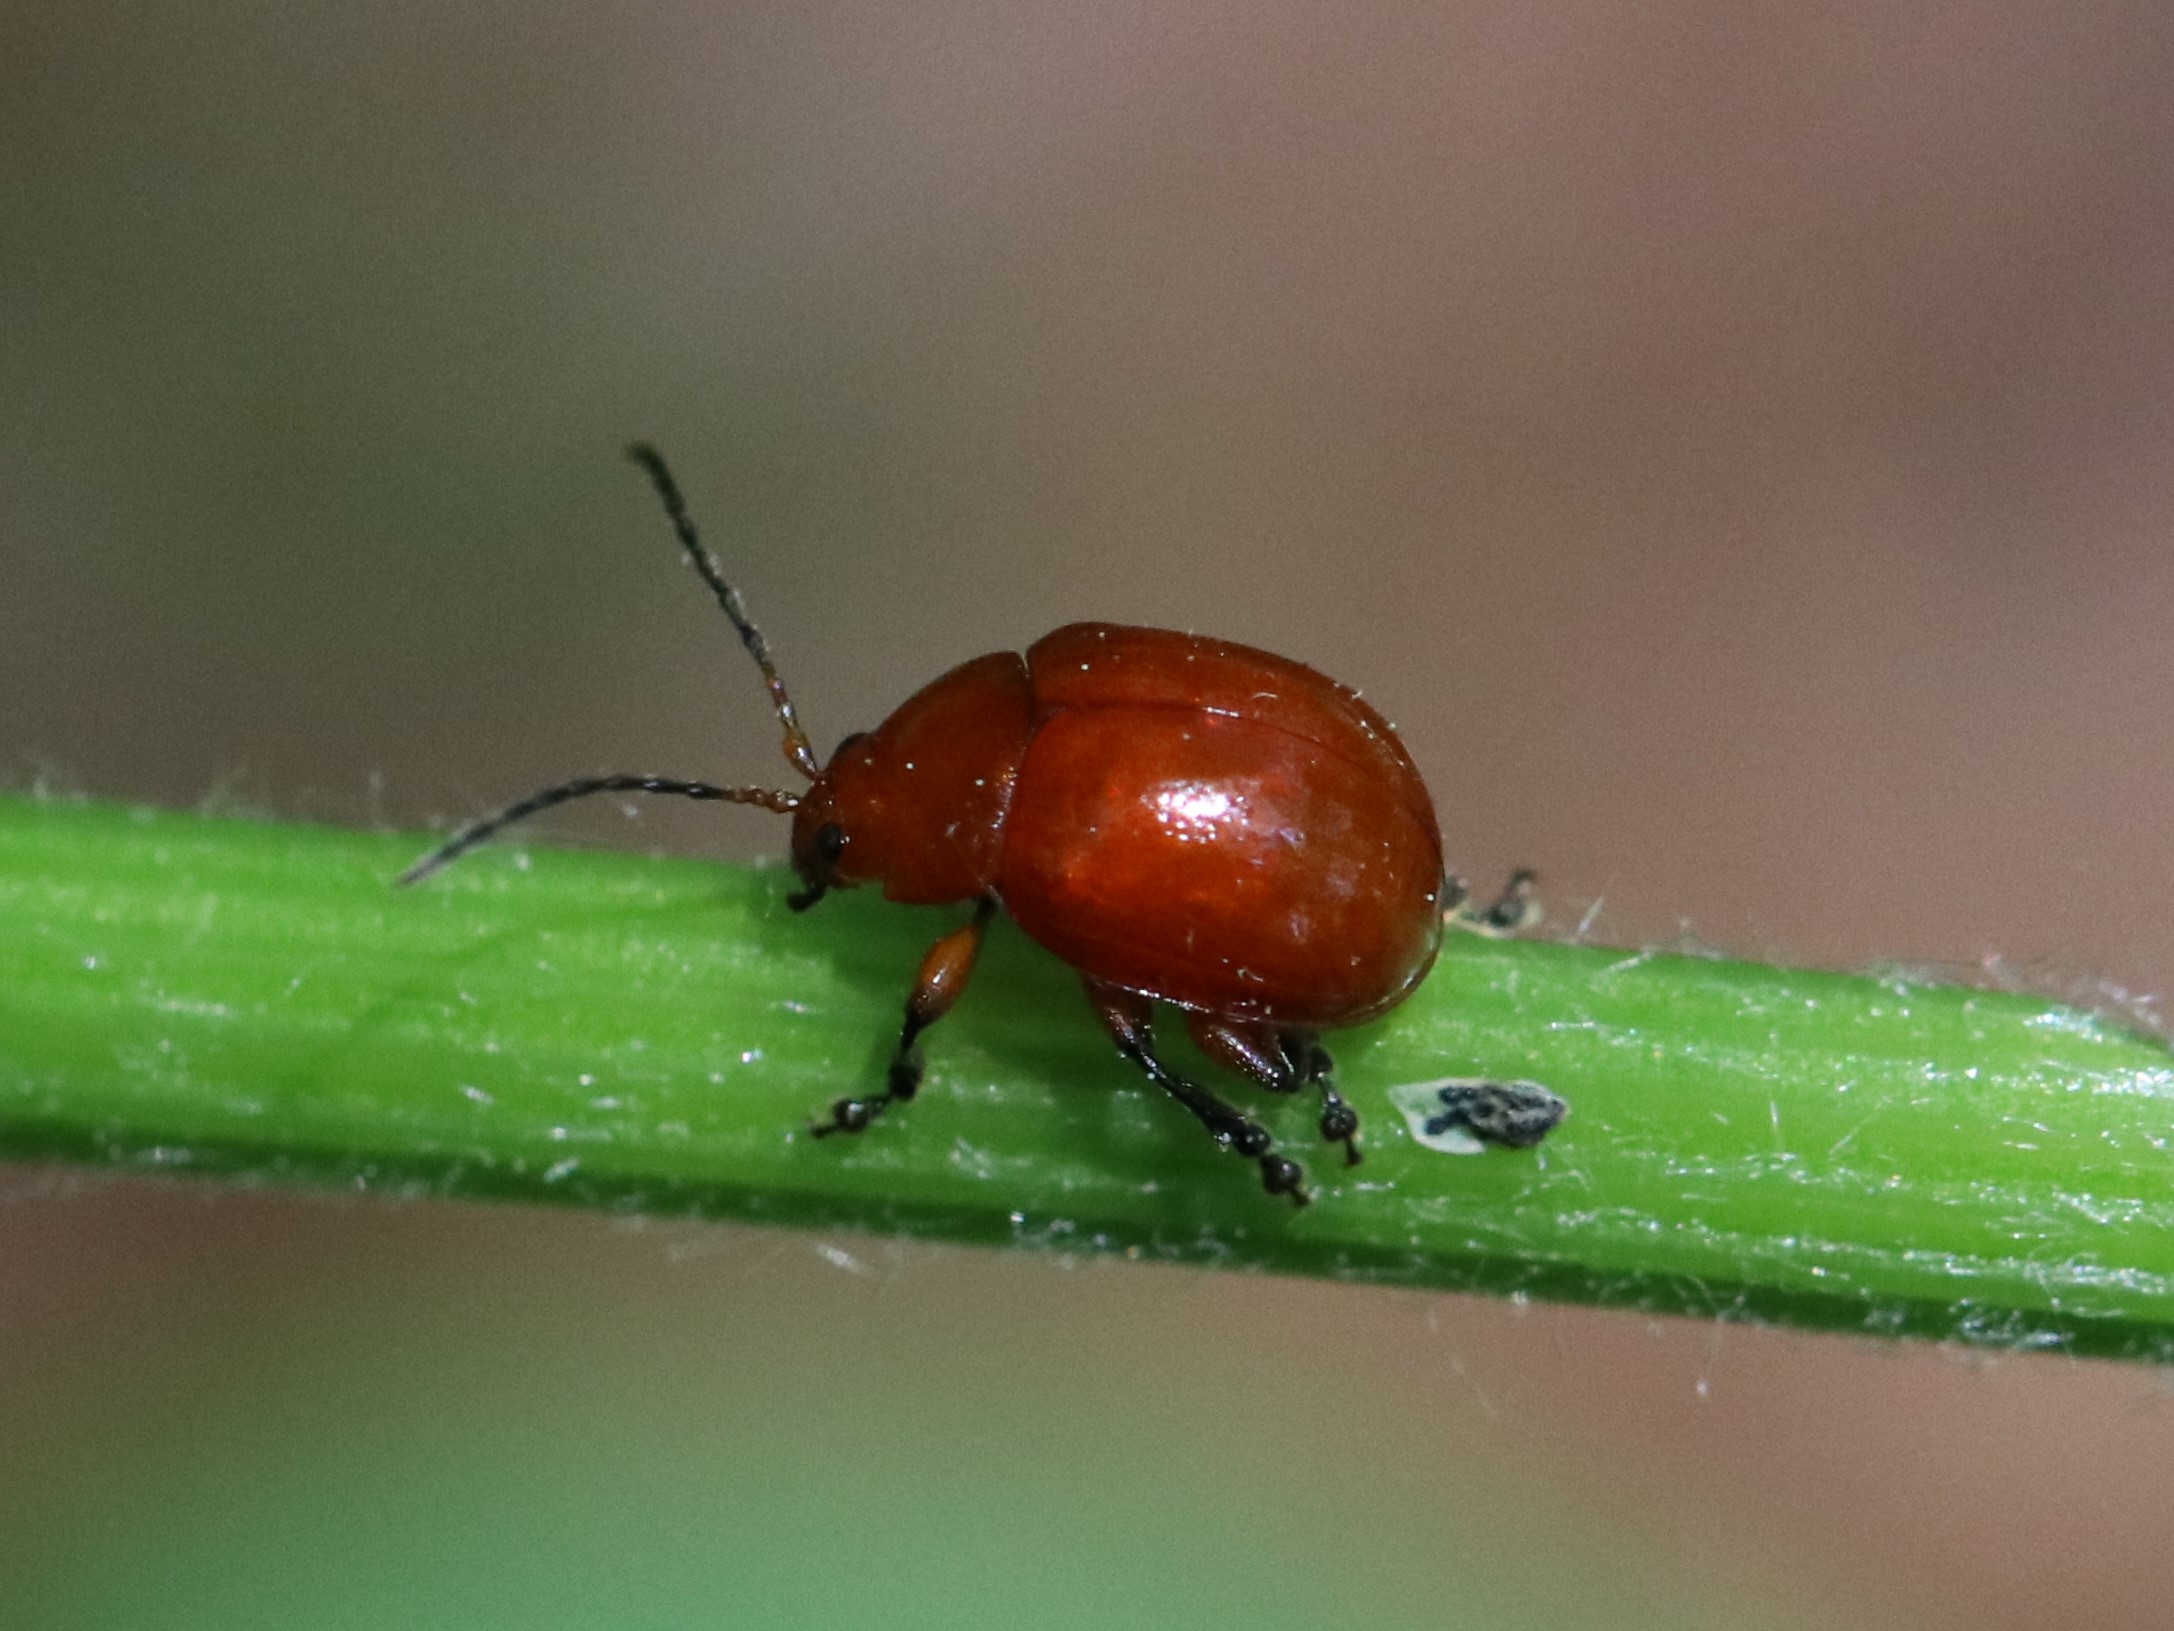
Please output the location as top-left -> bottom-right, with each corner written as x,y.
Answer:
785,732 -> 875,910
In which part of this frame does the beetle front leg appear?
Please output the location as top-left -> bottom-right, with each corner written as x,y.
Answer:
1091,982 -> 1308,1206
812,899 -> 995,1138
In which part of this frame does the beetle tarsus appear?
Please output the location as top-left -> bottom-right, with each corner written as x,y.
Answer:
1482,868 -> 1538,931
811,1096 -> 880,1137
1259,1155 -> 1310,1206
810,1048 -> 924,1138
1290,1036 -> 1362,1165
1450,867 -> 1539,935
885,1050 -> 924,1103
1319,1095 -> 1361,1165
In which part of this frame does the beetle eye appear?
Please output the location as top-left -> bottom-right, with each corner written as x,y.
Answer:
815,822 -> 846,864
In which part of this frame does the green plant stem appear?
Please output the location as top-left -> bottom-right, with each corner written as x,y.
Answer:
4,794 -> 2172,1356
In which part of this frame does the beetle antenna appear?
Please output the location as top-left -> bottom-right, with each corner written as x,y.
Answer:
398,774 -> 801,887
627,442 -> 822,782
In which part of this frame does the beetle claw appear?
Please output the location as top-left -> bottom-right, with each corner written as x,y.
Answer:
811,1097 -> 876,1137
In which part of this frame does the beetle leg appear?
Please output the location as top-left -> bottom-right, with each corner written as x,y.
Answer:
812,899 -> 995,1138
1447,868 -> 1539,936
1288,1035 -> 1361,1166
1087,982 -> 1308,1207
1185,1016 -> 1361,1168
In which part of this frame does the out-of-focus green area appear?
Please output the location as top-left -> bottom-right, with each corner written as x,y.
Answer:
2,1191 -> 1833,1631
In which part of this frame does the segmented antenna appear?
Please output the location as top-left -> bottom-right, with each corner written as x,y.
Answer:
626,441 -> 821,781
398,447 -> 823,887
398,774 -> 800,888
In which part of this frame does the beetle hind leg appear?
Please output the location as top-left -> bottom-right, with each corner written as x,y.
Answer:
812,899 -> 994,1139
1290,1035 -> 1360,1167
1444,868 -> 1539,936
1088,982 -> 1308,1207
1185,1016 -> 1362,1168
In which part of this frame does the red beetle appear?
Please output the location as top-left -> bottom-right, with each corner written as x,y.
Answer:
404,446 -> 1550,1204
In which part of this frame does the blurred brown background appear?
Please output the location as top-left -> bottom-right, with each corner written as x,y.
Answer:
5,2 -> 2174,1625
